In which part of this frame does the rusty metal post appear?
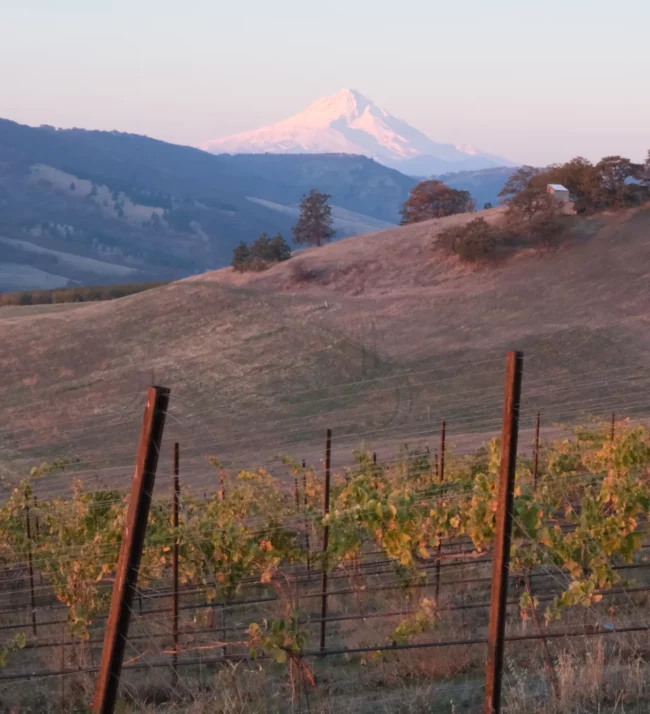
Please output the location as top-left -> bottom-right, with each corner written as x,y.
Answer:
439,420 -> 446,483
92,386 -> 170,714
60,622 -> 66,710
171,442 -> 180,688
483,352 -> 523,714
319,429 -> 332,652
434,421 -> 446,605
302,461 -> 311,576
24,499 -> 37,635
220,603 -> 227,658
33,495 -> 40,543
532,412 -> 540,490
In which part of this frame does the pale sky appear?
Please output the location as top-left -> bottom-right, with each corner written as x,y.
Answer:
1,0 -> 648,165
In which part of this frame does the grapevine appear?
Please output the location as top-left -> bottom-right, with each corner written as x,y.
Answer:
0,417 -> 648,677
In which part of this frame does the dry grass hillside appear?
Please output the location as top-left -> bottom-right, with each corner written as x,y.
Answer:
1,205 -> 649,494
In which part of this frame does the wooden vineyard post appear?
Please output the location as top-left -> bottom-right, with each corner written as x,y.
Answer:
319,429 -> 332,652
24,497 -> 37,635
434,420 -> 446,605
171,442 -> 180,688
610,412 -> 616,442
532,411 -> 540,491
483,352 -> 523,714
92,386 -> 170,714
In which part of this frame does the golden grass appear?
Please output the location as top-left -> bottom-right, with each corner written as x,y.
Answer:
1,205 -> 649,497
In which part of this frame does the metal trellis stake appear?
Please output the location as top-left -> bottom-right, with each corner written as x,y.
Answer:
92,386 -> 170,714
483,352 -> 523,714
302,460 -> 311,577
172,442 -> 180,688
532,411 -> 540,490
24,498 -> 37,636
434,420 -> 446,605
33,495 -> 40,544
319,429 -> 332,652
439,420 -> 446,484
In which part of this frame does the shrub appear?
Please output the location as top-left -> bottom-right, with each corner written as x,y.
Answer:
232,233 -> 292,272
251,233 -> 291,263
437,217 -> 498,262
290,261 -> 315,283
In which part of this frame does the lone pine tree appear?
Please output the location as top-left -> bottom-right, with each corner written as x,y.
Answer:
292,189 -> 335,247
231,241 -> 251,272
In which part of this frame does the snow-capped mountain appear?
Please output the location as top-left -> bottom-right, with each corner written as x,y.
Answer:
202,89 -> 514,176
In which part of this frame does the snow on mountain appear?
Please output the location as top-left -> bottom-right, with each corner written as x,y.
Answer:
202,89 -> 514,176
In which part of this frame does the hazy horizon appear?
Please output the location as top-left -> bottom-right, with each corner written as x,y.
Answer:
2,0 -> 648,166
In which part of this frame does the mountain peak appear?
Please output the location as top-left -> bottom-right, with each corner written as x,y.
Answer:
308,88 -> 371,115
202,91 -> 513,175
287,88 -> 375,129
319,88 -> 369,105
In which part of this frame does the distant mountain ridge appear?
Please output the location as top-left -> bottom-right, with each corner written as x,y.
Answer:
204,89 -> 514,175
436,167 -> 515,208
0,118 -> 416,291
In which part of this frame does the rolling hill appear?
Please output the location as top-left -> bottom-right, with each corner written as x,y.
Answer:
1,203 -> 649,495
0,118 -> 417,291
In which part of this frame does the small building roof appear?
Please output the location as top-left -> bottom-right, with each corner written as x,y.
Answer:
548,184 -> 569,192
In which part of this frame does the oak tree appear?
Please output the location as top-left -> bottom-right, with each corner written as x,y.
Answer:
437,217 -> 498,262
498,166 -> 541,199
594,156 -> 644,207
400,180 -> 475,224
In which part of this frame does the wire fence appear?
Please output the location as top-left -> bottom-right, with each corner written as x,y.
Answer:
1,354 -> 650,712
